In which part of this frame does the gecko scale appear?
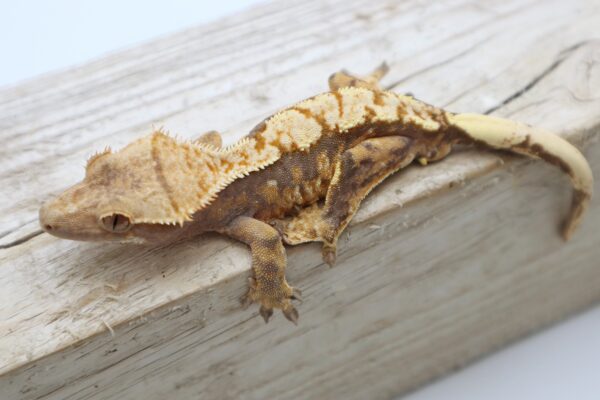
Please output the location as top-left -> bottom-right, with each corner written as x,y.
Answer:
39,64 -> 594,324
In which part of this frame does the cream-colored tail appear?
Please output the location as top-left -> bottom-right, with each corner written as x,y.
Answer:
447,113 -> 593,240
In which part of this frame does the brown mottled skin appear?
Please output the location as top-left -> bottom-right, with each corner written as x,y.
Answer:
40,64 -> 593,323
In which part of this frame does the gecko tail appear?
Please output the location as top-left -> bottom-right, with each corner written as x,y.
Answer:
447,113 -> 593,240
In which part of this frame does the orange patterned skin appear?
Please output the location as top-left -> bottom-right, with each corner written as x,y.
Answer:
39,64 -> 593,323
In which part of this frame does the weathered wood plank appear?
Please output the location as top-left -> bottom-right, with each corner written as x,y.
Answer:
1,0 -> 599,399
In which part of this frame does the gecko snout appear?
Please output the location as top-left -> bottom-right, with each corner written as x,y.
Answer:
39,191 -> 127,242
38,198 -> 77,238
39,201 -> 60,233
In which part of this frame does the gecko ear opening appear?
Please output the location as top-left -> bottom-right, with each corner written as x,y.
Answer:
100,213 -> 132,233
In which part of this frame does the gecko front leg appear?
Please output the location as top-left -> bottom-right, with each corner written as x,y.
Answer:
195,130 -> 223,148
220,216 -> 301,324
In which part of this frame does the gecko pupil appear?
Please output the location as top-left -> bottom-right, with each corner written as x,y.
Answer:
101,213 -> 131,233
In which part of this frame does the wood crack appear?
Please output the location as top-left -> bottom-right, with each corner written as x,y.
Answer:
0,218 -> 37,240
484,41 -> 588,115
0,230 -> 43,250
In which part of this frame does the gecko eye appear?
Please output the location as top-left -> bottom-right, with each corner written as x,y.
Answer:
100,213 -> 132,233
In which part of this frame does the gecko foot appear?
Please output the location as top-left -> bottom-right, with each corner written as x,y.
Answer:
329,62 -> 389,91
240,277 -> 302,324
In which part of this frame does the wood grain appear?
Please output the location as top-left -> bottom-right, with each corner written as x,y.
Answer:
1,0 -> 599,399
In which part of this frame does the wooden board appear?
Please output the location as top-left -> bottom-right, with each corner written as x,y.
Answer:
1,0 -> 599,399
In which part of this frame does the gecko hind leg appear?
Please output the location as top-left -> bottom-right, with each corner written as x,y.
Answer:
279,141 -> 452,246
276,136 -> 417,265
274,202 -> 325,245
320,135 -> 416,265
328,62 -> 389,91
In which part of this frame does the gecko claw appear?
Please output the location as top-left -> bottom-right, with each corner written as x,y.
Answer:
240,294 -> 253,309
283,305 -> 299,325
241,274 -> 302,324
240,277 -> 257,309
260,306 -> 274,323
290,287 -> 303,302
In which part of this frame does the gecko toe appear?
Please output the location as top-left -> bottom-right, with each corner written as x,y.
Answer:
283,304 -> 299,325
268,219 -> 287,237
322,243 -> 337,267
259,306 -> 274,323
243,278 -> 302,324
290,287 -> 303,302
240,294 -> 253,309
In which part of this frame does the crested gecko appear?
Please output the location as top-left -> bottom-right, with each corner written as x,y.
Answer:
39,64 -> 594,324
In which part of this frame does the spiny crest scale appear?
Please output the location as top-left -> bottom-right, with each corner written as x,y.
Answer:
85,146 -> 112,170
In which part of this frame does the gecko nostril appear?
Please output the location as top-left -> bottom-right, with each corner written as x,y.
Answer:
44,224 -> 53,231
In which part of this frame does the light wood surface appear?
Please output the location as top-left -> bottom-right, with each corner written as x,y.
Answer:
1,1 -> 599,399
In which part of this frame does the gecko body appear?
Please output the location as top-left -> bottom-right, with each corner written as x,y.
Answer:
40,65 -> 594,323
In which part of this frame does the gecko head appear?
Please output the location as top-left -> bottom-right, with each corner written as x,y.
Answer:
39,177 -> 144,243
39,133 -> 198,243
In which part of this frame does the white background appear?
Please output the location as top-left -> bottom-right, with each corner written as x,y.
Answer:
2,1 -> 598,399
